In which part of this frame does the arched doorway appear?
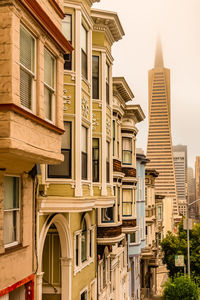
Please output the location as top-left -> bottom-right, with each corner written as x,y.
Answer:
37,214 -> 72,300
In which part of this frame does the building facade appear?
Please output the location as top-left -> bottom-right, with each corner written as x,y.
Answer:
173,151 -> 186,216
127,149 -> 149,300
146,38 -> 178,217
0,0 -> 72,299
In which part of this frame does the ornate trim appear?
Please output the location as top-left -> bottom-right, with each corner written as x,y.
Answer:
63,89 -> 71,111
82,96 -> 89,118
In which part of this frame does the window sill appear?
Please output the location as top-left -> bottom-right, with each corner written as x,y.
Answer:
1,243 -> 28,256
74,257 -> 94,275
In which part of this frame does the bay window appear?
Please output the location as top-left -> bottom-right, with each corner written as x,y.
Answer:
101,206 -> 114,223
4,176 -> 20,247
92,56 -> 99,99
106,141 -> 110,183
82,126 -> 88,180
44,48 -> 56,121
122,189 -> 133,217
48,122 -> 71,178
62,14 -> 72,70
92,138 -> 99,182
81,25 -> 87,79
122,137 -> 132,164
20,25 -> 35,110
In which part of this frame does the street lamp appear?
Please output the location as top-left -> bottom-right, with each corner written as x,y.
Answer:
186,198 -> 200,277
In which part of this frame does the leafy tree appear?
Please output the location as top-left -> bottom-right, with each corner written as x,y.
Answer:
160,219 -> 200,281
163,275 -> 199,300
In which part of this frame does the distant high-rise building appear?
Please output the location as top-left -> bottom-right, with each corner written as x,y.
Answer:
173,151 -> 186,216
146,38 -> 178,216
195,157 -> 200,200
187,167 -> 195,218
173,144 -> 187,183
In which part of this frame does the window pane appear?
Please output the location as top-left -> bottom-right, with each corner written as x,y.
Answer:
81,126 -> 87,153
4,210 -> 19,245
81,25 -> 87,52
130,232 -> 136,243
92,56 -> 99,99
76,235 -> 79,266
4,177 -> 19,209
44,86 -> 52,120
48,150 -> 71,178
122,202 -> 132,216
82,50 -> 87,79
81,220 -> 87,262
81,291 -> 87,300
62,122 -> 71,149
62,15 -> 72,41
44,49 -> 55,88
123,137 -> 132,151
102,207 -> 114,222
123,189 -> 132,202
64,53 -> 72,70
20,25 -> 35,72
82,152 -> 87,180
122,150 -> 132,164
20,68 -> 32,109
92,138 -> 99,182
106,142 -> 110,161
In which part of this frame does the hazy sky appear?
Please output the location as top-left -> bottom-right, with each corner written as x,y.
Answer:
93,0 -> 200,169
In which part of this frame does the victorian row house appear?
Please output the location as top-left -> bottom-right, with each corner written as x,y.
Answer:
0,0 -> 167,300
0,0 -> 72,299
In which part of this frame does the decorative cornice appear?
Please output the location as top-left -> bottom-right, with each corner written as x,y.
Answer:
18,0 -> 73,53
91,9 -> 125,44
48,0 -> 65,18
124,104 -> 146,124
0,104 -> 64,134
113,77 -> 134,102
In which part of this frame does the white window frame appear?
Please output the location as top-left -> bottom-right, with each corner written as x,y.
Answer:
20,24 -> 36,114
80,286 -> 88,300
44,47 -> 56,123
74,225 -> 95,275
4,175 -> 21,249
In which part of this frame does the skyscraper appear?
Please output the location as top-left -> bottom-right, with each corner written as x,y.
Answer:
146,39 -> 178,216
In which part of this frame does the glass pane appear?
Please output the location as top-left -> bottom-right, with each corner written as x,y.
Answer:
52,234 -> 61,285
44,49 -> 55,88
123,189 -> 132,202
106,142 -> 109,161
62,15 -> 72,41
20,25 -> 35,72
48,150 -> 71,178
92,78 -> 99,99
81,25 -> 87,52
123,150 -> 132,164
76,235 -> 79,266
123,137 -> 132,151
20,68 -> 32,109
4,210 -> 17,244
102,207 -> 114,222
4,177 -> 19,209
62,122 -> 71,149
81,229 -> 87,262
123,202 -> 132,216
130,233 -> 136,243
82,152 -> 87,180
44,86 -> 52,120
92,138 -> 99,148
42,234 -> 50,283
82,50 -> 87,79
81,291 -> 87,300
81,126 -> 87,153
64,53 -> 72,70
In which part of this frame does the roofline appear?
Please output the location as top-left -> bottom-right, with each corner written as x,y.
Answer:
124,104 -> 146,123
113,77 -> 134,102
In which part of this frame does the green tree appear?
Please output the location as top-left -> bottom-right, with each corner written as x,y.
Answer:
160,219 -> 200,280
163,275 -> 199,300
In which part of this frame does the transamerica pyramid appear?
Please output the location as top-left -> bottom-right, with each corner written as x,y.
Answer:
146,38 -> 179,216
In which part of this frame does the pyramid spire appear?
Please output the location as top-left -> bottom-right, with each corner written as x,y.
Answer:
154,37 -> 164,68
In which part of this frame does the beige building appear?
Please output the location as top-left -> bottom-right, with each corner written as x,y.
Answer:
146,39 -> 178,217
141,168 -> 159,298
0,0 -> 72,299
195,156 -> 200,217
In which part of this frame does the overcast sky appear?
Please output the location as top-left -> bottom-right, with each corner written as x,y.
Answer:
93,0 -> 200,170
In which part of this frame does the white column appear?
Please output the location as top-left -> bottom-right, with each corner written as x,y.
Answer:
101,51 -> 107,196
75,8 -> 82,196
36,272 -> 44,300
60,257 -> 72,300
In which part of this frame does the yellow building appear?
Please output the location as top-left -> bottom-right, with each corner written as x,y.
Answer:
0,0 -> 72,299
